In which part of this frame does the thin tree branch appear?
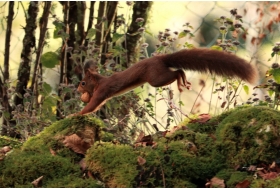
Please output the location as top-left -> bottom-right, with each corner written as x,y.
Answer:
31,2 -> 51,106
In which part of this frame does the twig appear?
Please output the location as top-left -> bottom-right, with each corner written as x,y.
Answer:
159,163 -> 166,188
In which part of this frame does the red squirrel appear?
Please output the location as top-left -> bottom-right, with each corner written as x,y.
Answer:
77,48 -> 258,115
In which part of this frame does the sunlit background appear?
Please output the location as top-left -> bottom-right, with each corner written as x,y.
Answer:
0,1 -> 279,126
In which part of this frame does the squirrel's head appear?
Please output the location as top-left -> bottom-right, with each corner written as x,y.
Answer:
78,70 -> 99,103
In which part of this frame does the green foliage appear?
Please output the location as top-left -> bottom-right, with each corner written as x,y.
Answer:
270,68 -> 280,83
41,52 -> 60,68
86,28 -> 96,39
112,33 -> 124,43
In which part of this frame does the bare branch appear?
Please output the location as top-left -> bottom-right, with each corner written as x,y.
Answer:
31,2 -> 52,106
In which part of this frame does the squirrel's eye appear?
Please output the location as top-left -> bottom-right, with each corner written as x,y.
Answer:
81,81 -> 86,86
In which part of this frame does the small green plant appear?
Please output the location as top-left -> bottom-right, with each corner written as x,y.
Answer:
255,43 -> 280,110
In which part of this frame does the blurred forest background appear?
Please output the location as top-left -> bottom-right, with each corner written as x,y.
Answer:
0,1 -> 280,141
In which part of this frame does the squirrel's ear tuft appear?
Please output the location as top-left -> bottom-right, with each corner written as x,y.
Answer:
85,70 -> 92,79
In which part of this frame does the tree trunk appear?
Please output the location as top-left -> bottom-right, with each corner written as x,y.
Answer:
0,1 -> 14,136
57,1 -> 69,119
122,2 -> 153,67
14,1 -> 39,106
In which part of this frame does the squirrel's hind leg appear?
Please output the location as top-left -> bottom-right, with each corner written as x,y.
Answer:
147,69 -> 189,92
176,70 -> 191,92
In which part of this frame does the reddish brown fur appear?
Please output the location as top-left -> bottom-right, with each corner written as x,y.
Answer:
77,48 -> 258,115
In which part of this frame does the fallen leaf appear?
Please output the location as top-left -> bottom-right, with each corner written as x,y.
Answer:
248,165 -> 257,172
79,158 -> 87,171
137,156 -> 146,165
63,134 -> 91,155
236,179 -> 251,188
221,101 -> 227,108
136,134 -> 153,143
31,176 -> 43,188
0,146 -> 11,154
270,161 -> 276,169
259,172 -> 278,180
49,148 -> 56,156
205,177 -> 225,188
169,126 -> 180,134
87,171 -> 94,179
189,113 -> 211,124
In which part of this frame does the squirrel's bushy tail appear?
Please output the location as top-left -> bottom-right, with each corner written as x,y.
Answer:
161,48 -> 258,84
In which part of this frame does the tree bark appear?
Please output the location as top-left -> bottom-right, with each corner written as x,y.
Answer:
14,1 -> 39,106
95,1 -> 107,60
1,1 -> 14,136
57,1 -> 69,119
122,2 -> 153,67
100,1 -> 118,65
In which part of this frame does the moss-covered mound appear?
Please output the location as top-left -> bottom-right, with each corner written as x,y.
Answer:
0,115 -> 104,187
85,106 -> 280,187
1,106 -> 280,187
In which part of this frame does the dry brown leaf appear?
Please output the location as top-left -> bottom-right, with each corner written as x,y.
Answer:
137,134 -> 153,143
63,134 -> 91,155
31,176 -> 43,188
236,179 -> 251,188
270,161 -> 276,169
77,126 -> 97,145
259,172 -> 278,180
137,156 -> 146,165
87,171 -> 94,179
0,146 -> 11,154
189,113 -> 211,124
79,158 -> 87,171
205,177 -> 225,188
248,165 -> 257,172
49,148 -> 56,156
169,126 -> 180,134
221,101 -> 227,108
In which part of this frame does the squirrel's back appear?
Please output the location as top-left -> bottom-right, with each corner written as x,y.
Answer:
160,48 -> 258,84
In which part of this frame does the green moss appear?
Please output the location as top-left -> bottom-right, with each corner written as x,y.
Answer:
250,177 -> 280,188
45,175 -> 103,188
0,115 -> 105,188
0,150 -> 81,187
215,106 -> 280,165
226,171 -> 249,187
86,142 -> 138,188
23,115 -> 104,152
0,135 -> 22,148
2,106 -> 280,188
215,169 -> 235,181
